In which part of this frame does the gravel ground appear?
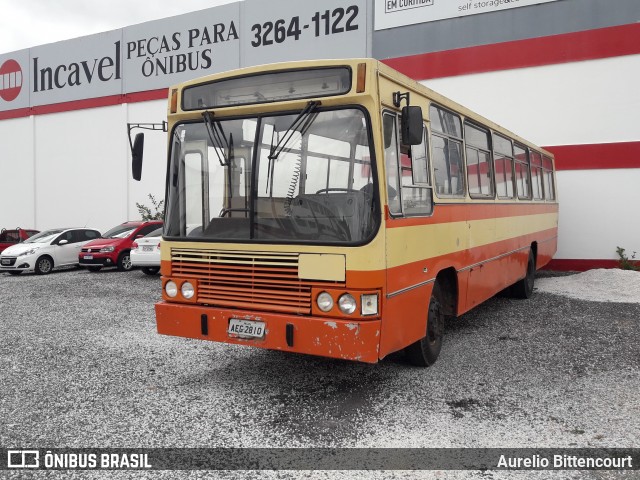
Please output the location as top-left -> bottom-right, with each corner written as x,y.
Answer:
536,269 -> 640,303
1,267 -> 638,480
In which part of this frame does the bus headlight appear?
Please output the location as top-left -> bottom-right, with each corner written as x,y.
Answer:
317,292 -> 334,312
338,294 -> 357,315
181,281 -> 195,299
165,281 -> 178,298
361,294 -> 379,316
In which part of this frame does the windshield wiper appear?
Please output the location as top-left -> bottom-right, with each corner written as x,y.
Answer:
202,111 -> 230,166
268,101 -> 320,161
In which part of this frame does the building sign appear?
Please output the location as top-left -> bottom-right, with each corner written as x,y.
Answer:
0,0 -> 368,114
0,51 -> 30,110
29,31 -> 123,107
0,59 -> 24,102
375,0 -> 564,30
240,0 -> 369,66
123,3 -> 240,93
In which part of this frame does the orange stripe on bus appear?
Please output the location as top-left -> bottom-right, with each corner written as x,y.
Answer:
384,228 -> 557,295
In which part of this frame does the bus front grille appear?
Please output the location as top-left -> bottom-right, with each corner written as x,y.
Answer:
170,248 -> 338,315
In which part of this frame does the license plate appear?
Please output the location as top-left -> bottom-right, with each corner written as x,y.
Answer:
143,246 -> 154,252
84,255 -> 93,260
228,319 -> 266,339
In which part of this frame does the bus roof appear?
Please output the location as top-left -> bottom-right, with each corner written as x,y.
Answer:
171,58 -> 553,159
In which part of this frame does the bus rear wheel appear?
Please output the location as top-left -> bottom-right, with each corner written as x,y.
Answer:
405,282 -> 445,367
510,250 -> 536,299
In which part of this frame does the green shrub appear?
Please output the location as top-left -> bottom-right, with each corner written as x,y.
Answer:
616,246 -> 639,271
136,194 -> 164,221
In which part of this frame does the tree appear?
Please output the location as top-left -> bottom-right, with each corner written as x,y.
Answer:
136,194 -> 164,221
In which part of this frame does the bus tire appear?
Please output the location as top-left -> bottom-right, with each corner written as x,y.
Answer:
511,250 -> 536,299
404,282 -> 445,367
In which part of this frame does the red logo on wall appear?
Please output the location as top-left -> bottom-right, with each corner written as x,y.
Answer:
0,59 -> 23,102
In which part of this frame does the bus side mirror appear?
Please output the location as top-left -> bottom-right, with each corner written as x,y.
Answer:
401,106 -> 423,145
132,133 -> 145,181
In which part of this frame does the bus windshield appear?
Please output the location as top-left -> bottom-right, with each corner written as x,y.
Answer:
165,107 -> 378,244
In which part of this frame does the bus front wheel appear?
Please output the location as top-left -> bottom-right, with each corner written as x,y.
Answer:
405,282 -> 445,367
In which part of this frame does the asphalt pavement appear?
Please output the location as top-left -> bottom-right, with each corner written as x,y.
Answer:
1,267 -> 638,479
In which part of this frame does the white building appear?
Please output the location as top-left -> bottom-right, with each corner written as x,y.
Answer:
1,0 -> 638,270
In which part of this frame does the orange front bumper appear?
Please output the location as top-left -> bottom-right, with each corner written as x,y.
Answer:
155,301 -> 382,363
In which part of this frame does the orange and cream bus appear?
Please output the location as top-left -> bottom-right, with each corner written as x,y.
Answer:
131,58 -> 558,366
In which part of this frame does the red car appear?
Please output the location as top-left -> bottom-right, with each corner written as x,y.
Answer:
78,221 -> 163,272
0,228 -> 39,253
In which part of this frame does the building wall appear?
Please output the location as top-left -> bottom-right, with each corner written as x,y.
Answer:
421,55 -> 640,147
0,99 -> 168,233
1,0 -> 639,268
555,169 -> 640,262
373,0 -> 638,58
1,116 -> 36,227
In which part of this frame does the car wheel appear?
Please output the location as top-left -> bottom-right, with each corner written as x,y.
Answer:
404,282 -> 445,367
8,271 -> 22,275
88,266 -> 102,272
117,251 -> 133,271
141,267 -> 160,275
35,255 -> 54,275
510,250 -> 536,299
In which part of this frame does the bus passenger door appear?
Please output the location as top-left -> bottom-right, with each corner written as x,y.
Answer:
380,112 -> 434,357
382,112 -> 403,298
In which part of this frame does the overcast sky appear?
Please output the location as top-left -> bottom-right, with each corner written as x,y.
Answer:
0,0 -> 240,54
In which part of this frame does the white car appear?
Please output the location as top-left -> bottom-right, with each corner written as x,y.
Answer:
130,227 -> 162,275
0,228 -> 101,275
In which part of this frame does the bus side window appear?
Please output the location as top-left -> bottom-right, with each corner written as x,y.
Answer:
464,123 -> 494,198
514,144 -> 531,199
430,105 -> 464,197
493,133 -> 515,199
530,151 -> 544,200
383,112 -> 402,215
401,124 -> 433,216
542,156 -> 556,200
